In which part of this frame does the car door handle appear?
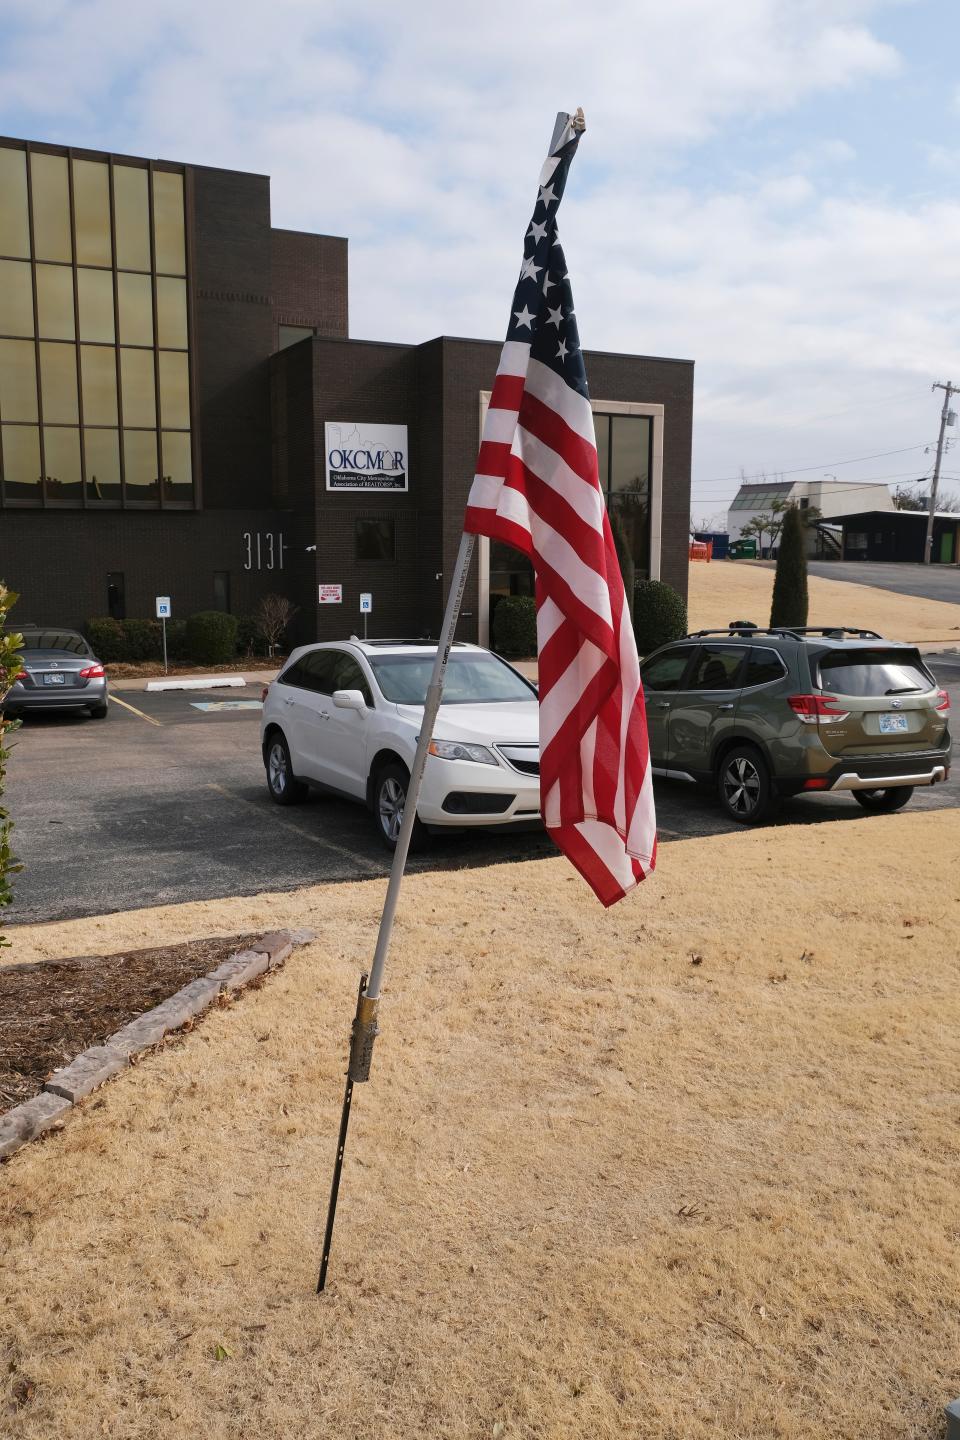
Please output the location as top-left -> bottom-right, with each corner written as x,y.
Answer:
718,702 -> 735,711
283,697 -> 294,706
318,710 -> 330,720
656,700 -> 670,709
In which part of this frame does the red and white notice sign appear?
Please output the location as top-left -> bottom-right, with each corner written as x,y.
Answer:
318,584 -> 343,604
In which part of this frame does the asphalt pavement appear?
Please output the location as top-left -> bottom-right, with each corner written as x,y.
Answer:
5,659 -> 959,926
808,560 -> 960,605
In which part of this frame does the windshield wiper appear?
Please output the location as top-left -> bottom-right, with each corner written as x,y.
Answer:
885,686 -> 921,695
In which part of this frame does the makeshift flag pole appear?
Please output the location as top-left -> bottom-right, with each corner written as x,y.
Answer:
317,104 -> 656,1291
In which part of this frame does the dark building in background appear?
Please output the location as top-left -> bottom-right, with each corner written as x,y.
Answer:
833,509 -> 960,565
0,135 -> 694,647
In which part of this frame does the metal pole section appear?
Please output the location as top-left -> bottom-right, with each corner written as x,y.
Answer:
368,530 -> 476,1001
925,381 -> 956,565
162,617 -> 168,675
317,972 -> 367,1293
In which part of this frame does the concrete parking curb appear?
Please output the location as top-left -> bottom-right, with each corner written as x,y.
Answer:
145,675 -> 247,692
0,927 -> 316,1163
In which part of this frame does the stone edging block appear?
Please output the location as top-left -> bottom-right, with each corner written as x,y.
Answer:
1,927 -> 314,1163
0,1092 -> 72,1160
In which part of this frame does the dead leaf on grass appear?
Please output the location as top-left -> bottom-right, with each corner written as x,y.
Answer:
10,1376 -> 36,1408
689,953 -> 703,966
214,1343 -> 232,1361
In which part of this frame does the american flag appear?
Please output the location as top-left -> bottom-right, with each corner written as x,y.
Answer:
464,113 -> 657,906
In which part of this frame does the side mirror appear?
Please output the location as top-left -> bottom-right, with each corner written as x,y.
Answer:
332,688 -> 367,711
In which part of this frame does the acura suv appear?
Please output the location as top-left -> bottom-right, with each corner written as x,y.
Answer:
640,625 -> 951,824
260,639 -> 540,847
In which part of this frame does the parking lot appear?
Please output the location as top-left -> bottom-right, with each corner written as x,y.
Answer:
6,655 -> 959,925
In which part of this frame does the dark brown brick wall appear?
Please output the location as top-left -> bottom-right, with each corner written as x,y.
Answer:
191,165 -> 273,512
272,230 -> 348,340
0,508 -> 314,633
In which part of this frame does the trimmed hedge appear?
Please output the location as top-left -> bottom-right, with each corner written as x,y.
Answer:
85,617 -> 130,663
632,580 -> 687,656
770,504 -> 809,628
492,595 -> 537,658
184,610 -> 238,665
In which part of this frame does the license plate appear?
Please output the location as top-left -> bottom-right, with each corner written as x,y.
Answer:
42,672 -> 66,686
879,713 -> 908,734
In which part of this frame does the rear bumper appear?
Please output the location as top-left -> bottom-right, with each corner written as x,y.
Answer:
830,764 -> 948,791
5,679 -> 108,711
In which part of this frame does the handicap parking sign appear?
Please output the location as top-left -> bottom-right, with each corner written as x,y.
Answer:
155,596 -> 172,619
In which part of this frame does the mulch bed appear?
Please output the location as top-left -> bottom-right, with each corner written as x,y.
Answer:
0,934 -> 261,1113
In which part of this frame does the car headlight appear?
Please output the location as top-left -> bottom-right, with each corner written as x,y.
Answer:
428,739 -> 499,766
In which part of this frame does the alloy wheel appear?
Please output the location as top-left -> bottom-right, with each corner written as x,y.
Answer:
268,742 -> 287,795
723,756 -> 761,817
379,776 -> 405,843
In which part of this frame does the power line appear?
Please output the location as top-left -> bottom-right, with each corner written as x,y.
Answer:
691,442 -> 935,490
730,385 -> 931,433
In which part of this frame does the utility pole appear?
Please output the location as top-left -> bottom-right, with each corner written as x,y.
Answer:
924,381 -> 959,564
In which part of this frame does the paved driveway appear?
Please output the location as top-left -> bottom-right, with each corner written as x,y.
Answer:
5,661 -> 958,926
809,561 -> 960,605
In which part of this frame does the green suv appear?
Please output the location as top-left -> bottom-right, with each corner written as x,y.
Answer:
639,625 -> 952,824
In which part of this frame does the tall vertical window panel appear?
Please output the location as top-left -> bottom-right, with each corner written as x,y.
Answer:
30,153 -> 72,263
0,147 -> 30,258
72,158 -> 112,267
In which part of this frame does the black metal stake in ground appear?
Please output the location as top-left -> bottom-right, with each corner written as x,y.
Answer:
317,970 -> 377,1292
315,532 -> 476,1292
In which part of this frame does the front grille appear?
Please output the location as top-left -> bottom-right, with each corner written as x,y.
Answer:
495,744 -> 540,776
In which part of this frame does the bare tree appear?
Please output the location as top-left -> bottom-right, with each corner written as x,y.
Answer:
254,594 -> 298,657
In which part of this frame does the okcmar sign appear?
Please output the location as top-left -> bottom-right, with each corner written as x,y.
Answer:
324,422 -> 408,492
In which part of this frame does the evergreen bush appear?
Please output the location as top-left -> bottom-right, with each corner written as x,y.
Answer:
492,595 -> 537,657
85,616 -> 130,663
632,580 -> 687,655
122,618 -> 163,662
184,610 -> 239,665
770,505 -> 809,628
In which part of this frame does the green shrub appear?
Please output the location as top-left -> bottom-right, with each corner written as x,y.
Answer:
184,610 -> 239,665
85,616 -> 129,663
632,580 -> 687,655
165,618 -> 188,662
236,615 -> 266,656
122,618 -> 163,662
492,595 -> 537,658
770,505 -> 809,628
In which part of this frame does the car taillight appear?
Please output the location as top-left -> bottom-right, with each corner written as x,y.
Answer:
261,685 -> 270,702
788,694 -> 849,724
14,670 -> 27,681
936,689 -> 950,712
79,663 -> 105,678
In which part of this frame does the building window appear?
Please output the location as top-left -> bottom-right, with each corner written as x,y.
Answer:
107,572 -> 126,620
212,571 -> 231,613
356,518 -> 395,561
0,141 -> 194,510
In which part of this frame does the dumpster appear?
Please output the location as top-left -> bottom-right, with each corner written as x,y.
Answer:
728,537 -> 758,560
694,531 -> 729,560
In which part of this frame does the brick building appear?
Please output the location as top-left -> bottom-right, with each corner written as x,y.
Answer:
0,135 -> 694,646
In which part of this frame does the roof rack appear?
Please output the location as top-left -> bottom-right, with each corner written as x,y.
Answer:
687,626 -> 883,640
347,637 -> 472,648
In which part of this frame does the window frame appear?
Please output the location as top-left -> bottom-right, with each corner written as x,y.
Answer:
686,643 -> 749,693
640,644 -> 697,693
741,645 -> 788,691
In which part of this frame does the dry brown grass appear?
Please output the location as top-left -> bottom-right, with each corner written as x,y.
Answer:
688,560 -> 960,643
2,810 -> 960,1439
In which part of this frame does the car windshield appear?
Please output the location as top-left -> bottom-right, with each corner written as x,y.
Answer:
369,652 -> 535,705
18,630 -> 90,655
817,649 -> 933,697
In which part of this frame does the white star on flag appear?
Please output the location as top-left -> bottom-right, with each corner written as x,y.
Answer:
519,256 -> 541,282
512,304 -> 536,330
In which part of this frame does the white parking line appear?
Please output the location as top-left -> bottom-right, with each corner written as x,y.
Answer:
109,694 -> 162,727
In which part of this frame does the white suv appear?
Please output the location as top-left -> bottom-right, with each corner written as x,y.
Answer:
260,639 -> 541,848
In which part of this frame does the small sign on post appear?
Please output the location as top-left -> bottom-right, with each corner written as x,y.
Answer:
155,596 -> 171,674
360,592 -> 372,640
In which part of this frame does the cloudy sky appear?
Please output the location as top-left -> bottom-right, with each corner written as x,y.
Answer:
2,0 -> 958,522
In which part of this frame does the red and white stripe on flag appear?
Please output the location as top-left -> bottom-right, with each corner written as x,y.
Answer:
465,338 -> 657,906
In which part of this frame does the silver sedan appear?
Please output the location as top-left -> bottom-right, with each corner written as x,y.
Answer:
4,628 -> 109,719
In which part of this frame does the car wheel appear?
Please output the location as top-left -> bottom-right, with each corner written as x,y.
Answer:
853,786 -> 914,814
718,744 -> 779,825
374,761 -> 427,852
88,702 -> 109,719
265,732 -> 307,805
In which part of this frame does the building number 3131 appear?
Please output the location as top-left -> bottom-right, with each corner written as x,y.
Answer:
242,532 -> 285,571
